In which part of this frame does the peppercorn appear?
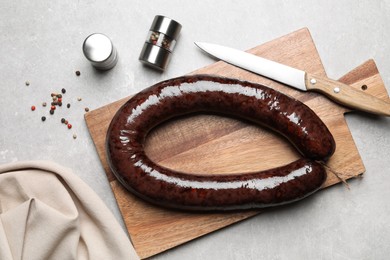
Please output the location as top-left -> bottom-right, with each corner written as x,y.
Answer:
42,102 -> 47,107
73,134 -> 77,139
57,94 -> 62,98
61,118 -> 65,124
67,124 -> 72,129
75,71 -> 81,76
67,103 -> 71,108
61,88 -> 66,94
77,97 -> 82,101
25,81 -> 30,86
64,120 -> 68,124
31,106 -> 36,111
51,105 -> 56,110
85,107 -> 89,112
49,110 -> 54,115
41,116 -> 46,122
58,98 -> 62,102
58,102 -> 62,107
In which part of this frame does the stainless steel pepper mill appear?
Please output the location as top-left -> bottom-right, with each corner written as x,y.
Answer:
82,33 -> 118,70
139,15 -> 182,71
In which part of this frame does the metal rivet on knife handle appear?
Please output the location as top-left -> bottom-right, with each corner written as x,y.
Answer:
310,78 -> 317,85
333,87 -> 340,93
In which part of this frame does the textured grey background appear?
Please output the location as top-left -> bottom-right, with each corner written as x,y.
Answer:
1,1 -> 389,259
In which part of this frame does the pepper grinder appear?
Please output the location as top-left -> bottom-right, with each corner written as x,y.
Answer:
139,15 -> 182,71
82,33 -> 118,70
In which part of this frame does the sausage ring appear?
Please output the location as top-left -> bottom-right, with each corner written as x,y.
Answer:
106,75 -> 336,211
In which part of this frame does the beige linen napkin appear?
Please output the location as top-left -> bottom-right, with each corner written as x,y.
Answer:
0,161 -> 139,260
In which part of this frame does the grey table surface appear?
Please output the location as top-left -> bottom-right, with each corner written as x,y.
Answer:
1,1 -> 390,259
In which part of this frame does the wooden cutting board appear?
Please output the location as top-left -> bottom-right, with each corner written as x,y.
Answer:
85,28 -> 389,259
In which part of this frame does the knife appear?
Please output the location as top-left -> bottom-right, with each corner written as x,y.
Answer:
195,42 -> 390,116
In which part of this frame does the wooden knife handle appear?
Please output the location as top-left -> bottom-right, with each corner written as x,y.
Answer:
305,72 -> 390,116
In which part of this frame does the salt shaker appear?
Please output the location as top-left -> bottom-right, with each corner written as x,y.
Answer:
82,33 -> 118,70
139,15 -> 182,71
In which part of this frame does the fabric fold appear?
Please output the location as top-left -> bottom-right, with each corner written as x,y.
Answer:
0,161 -> 139,260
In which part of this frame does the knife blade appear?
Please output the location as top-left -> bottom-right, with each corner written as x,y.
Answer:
195,42 -> 390,116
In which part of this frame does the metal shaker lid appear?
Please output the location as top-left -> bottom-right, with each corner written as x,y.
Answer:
150,15 -> 182,39
82,33 -> 118,70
